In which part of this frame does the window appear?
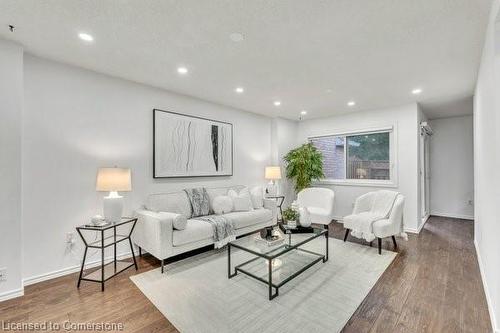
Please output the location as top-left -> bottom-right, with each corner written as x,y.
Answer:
310,129 -> 393,185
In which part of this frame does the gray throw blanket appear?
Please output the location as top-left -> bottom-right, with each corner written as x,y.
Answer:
196,215 -> 236,248
184,187 -> 235,248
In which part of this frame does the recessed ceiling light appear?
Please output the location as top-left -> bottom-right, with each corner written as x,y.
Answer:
300,110 -> 307,115
235,87 -> 244,93
177,67 -> 188,74
347,101 -> 356,107
326,89 -> 333,93
412,88 -> 422,95
78,33 -> 94,42
229,33 -> 244,42
273,101 -> 281,106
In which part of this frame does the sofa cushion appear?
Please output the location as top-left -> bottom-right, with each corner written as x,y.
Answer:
228,187 -> 253,212
250,186 -> 264,209
184,188 -> 210,217
146,192 -> 192,218
212,195 -> 233,215
172,219 -> 213,247
223,208 -> 273,229
206,187 -> 229,213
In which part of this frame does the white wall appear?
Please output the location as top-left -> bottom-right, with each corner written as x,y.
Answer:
474,1 -> 500,331
429,116 -> 474,219
0,40 -> 23,300
297,104 -> 421,232
21,55 -> 274,282
271,118 -> 299,207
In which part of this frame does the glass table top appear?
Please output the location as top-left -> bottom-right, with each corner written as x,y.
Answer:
229,227 -> 326,259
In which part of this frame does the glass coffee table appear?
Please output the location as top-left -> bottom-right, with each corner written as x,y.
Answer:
227,227 -> 328,300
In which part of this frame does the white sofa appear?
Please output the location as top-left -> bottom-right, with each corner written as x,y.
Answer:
133,185 -> 277,273
343,191 -> 405,254
297,187 -> 335,226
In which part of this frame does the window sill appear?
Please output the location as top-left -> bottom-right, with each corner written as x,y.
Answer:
314,179 -> 398,188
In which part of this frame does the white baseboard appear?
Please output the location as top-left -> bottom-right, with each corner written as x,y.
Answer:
404,215 -> 430,234
0,287 -> 24,302
474,240 -> 499,333
431,212 -> 474,220
23,251 -> 133,286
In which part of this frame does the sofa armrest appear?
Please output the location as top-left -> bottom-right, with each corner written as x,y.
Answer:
133,209 -> 175,260
263,198 -> 278,222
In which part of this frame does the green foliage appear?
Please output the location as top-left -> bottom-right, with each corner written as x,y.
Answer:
282,207 -> 299,221
347,132 -> 389,161
284,143 -> 324,193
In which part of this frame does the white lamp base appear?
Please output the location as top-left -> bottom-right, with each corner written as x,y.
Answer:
266,181 -> 278,196
103,191 -> 123,223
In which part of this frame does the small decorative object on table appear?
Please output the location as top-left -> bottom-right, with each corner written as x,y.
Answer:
282,206 -> 299,228
255,227 -> 284,246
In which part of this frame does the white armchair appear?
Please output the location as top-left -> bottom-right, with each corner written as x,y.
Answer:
297,187 -> 335,226
343,191 -> 405,254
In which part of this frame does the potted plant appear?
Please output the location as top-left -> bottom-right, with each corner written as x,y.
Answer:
282,207 -> 300,228
284,143 -> 324,193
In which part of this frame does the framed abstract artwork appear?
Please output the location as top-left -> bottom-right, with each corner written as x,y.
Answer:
153,109 -> 233,178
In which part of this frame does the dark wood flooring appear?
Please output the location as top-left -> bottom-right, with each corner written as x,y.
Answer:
0,216 -> 491,332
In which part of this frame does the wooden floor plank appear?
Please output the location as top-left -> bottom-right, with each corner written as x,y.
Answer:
0,216 -> 492,332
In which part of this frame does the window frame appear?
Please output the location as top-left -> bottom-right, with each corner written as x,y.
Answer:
308,125 -> 398,188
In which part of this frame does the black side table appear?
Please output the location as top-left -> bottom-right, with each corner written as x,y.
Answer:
76,217 -> 138,291
265,195 -> 285,223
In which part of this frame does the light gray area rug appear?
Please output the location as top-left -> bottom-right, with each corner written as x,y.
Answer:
130,237 -> 396,333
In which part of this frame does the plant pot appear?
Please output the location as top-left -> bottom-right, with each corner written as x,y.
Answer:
287,220 -> 297,228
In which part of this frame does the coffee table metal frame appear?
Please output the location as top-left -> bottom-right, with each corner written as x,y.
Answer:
227,228 -> 328,300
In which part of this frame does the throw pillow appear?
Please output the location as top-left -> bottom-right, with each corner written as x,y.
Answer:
184,188 -> 210,217
212,195 -> 233,215
228,187 -> 253,212
250,186 -> 264,209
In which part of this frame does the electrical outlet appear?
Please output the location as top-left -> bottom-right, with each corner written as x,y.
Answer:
0,267 -> 7,281
66,232 -> 75,244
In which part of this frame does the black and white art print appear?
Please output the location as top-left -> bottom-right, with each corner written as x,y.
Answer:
153,109 -> 233,178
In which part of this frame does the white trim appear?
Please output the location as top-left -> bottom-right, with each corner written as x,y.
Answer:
315,179 -> 397,188
474,239 -> 499,333
23,251 -> 133,286
309,125 -> 398,188
0,287 -> 24,302
404,215 -> 430,234
430,212 -> 474,220
308,125 -> 394,138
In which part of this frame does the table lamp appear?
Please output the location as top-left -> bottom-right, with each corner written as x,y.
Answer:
265,166 -> 281,196
96,167 -> 131,223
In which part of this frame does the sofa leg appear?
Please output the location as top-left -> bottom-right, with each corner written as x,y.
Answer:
378,238 -> 382,255
161,259 -> 165,274
391,235 -> 398,249
343,229 -> 350,242
139,247 -> 142,257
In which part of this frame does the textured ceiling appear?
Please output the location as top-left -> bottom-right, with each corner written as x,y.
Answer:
0,0 -> 492,120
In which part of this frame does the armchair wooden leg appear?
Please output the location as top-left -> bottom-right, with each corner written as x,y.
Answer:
343,229 -> 350,242
391,235 -> 398,249
139,246 -> 142,257
161,259 -> 165,274
378,238 -> 382,255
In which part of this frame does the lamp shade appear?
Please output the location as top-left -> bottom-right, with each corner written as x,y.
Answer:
96,168 -> 132,192
265,166 -> 282,180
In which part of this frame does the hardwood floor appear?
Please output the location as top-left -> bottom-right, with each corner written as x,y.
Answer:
0,216 -> 491,332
